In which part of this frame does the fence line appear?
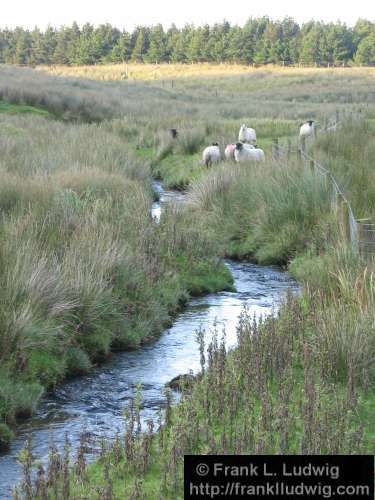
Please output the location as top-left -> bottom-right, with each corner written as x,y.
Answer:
272,112 -> 374,260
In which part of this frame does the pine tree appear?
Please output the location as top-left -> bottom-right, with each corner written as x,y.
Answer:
146,24 -> 166,63
111,31 -> 131,62
355,31 -> 375,65
299,22 -> 323,65
66,22 -> 81,64
187,27 -> 204,62
226,26 -> 243,62
0,18 -> 373,66
165,24 -> 179,62
13,28 -> 32,64
42,26 -> 57,64
75,23 -> 101,64
280,17 -> 300,64
244,17 -> 268,63
131,27 -> 149,62
53,27 -> 71,64
95,23 -> 120,62
170,25 -> 191,63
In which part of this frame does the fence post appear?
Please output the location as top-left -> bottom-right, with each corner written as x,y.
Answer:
339,199 -> 351,243
310,157 -> 315,173
287,139 -> 291,160
331,182 -> 338,213
297,146 -> 302,164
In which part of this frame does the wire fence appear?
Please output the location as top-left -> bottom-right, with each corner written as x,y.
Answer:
272,112 -> 374,261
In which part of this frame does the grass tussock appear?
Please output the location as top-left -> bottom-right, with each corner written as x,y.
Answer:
186,160 -> 334,264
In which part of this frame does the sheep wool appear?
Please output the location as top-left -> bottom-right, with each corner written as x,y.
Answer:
202,144 -> 221,167
224,143 -> 236,161
238,124 -> 257,144
299,121 -> 315,138
234,142 -> 265,162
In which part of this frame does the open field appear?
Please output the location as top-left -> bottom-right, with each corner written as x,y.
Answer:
40,63 -> 375,81
0,64 -> 374,496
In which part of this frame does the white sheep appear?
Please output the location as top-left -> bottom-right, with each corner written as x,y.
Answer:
234,142 -> 265,163
238,124 -> 256,144
224,143 -> 236,161
202,143 -> 221,167
299,120 -> 315,139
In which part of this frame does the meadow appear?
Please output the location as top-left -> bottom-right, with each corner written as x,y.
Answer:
0,63 -> 374,497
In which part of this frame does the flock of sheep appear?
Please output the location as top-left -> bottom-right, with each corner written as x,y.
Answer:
200,120 -> 315,167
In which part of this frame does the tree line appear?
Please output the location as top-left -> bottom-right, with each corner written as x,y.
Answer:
0,18 -> 374,67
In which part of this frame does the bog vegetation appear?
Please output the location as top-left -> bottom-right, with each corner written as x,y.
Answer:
0,63 -> 373,498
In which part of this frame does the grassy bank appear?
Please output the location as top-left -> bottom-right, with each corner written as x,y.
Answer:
0,111 -> 233,451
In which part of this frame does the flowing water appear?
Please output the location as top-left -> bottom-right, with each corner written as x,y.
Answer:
0,182 -> 298,497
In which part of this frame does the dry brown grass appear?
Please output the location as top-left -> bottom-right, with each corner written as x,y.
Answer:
38,62 -> 375,81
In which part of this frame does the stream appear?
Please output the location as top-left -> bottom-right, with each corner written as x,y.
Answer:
0,181 -> 298,497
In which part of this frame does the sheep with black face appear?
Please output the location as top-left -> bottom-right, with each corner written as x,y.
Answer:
299,120 -> 315,139
234,142 -> 265,162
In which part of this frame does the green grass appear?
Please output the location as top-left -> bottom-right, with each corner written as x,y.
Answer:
150,117 -> 300,190
0,112 -> 233,449
153,152 -> 202,189
174,254 -> 234,295
0,99 -> 50,116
